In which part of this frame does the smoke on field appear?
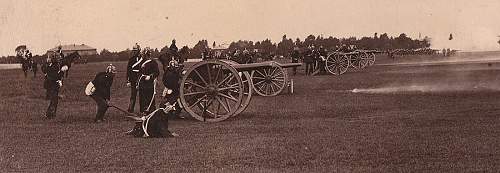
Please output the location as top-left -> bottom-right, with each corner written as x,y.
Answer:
354,58 -> 500,94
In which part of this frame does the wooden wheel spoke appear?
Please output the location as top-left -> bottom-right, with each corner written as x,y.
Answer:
269,67 -> 278,77
217,92 -> 238,102
272,78 -> 285,82
184,91 -> 206,96
271,71 -> 284,78
215,96 -> 230,113
256,70 -> 266,78
206,64 -> 212,84
188,95 -> 208,108
193,69 -> 209,86
217,73 -> 234,87
253,80 -> 266,87
218,85 -> 240,91
186,80 -> 206,89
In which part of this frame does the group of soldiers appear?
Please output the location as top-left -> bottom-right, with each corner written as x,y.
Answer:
88,41 -> 183,137
39,41 -> 183,138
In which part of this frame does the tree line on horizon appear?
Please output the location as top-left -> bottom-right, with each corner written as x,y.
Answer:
0,33 -> 430,64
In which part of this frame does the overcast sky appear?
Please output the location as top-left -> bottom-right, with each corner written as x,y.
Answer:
1,0 -> 499,56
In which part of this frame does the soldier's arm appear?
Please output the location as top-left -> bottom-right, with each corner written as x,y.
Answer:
126,59 -> 133,82
152,61 -> 160,79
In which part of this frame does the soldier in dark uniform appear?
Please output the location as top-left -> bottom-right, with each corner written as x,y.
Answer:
89,64 -> 116,122
201,46 -> 211,60
317,46 -> 327,74
126,44 -> 142,113
32,62 -> 38,77
178,46 -> 189,64
303,46 -> 314,75
43,56 -> 66,119
291,47 -> 300,75
169,39 -> 178,58
161,59 -> 183,119
138,48 -> 160,114
125,103 -> 179,138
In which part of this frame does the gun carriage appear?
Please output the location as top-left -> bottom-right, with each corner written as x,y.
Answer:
179,59 -> 301,122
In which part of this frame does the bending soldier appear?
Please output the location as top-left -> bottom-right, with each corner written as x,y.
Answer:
126,44 -> 142,112
161,59 -> 183,119
138,48 -> 160,114
88,64 -> 116,123
317,46 -> 327,74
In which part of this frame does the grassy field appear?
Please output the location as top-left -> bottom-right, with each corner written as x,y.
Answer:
2,55 -> 500,172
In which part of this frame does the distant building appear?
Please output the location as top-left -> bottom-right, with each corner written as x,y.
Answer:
47,44 -> 97,57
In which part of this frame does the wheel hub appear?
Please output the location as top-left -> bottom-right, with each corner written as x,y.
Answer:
264,76 -> 272,82
206,85 -> 218,96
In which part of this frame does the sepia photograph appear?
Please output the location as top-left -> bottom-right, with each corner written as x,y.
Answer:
1,0 -> 500,172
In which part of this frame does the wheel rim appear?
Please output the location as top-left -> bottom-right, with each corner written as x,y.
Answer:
180,60 -> 243,122
368,53 -> 376,66
219,60 -> 253,116
325,53 -> 349,75
349,53 -> 363,69
233,71 -> 252,116
251,62 -> 287,96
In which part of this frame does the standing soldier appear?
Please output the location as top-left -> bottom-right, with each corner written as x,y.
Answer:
88,64 -> 116,123
169,39 -> 179,58
138,48 -> 160,114
43,56 -> 67,119
56,46 -> 64,61
126,43 -> 142,113
291,47 -> 300,75
178,46 -> 189,64
32,61 -> 38,78
317,46 -> 327,74
303,46 -> 314,75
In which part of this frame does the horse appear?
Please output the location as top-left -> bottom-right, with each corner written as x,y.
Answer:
16,54 -> 32,78
60,52 -> 81,78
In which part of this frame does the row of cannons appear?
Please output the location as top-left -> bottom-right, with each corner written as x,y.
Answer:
175,50 -> 381,122
308,50 -> 378,75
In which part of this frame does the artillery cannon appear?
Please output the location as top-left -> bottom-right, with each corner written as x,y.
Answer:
323,50 -> 381,75
179,59 -> 301,122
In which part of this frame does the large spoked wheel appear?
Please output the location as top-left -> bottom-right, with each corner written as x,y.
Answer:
368,52 -> 376,66
359,52 -> 370,68
220,60 -> 253,117
180,60 -> 244,122
251,62 -> 287,96
325,53 -> 349,75
349,53 -> 365,69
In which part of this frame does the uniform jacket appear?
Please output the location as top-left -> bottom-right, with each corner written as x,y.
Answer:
291,50 -> 300,62
92,72 -> 114,100
138,59 -> 160,89
44,62 -> 64,89
126,54 -> 143,83
163,69 -> 181,91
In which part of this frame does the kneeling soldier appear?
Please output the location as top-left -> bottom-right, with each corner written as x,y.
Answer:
125,102 -> 179,138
